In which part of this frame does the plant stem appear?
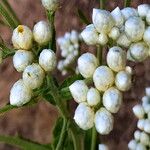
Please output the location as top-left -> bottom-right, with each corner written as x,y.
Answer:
91,127 -> 97,150
100,0 -> 105,9
97,45 -> 103,65
124,0 -> 131,7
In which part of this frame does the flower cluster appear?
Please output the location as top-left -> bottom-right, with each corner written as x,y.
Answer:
57,30 -> 81,75
69,46 -> 132,134
128,87 -> 150,150
10,22 -> 56,106
81,4 -> 150,62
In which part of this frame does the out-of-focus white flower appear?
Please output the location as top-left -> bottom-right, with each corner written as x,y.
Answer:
12,25 -> 33,50
140,131 -> 150,146
81,24 -> 99,45
98,144 -> 109,150
134,130 -> 141,141
98,33 -> 108,45
138,4 -> 150,18
41,0 -> 59,11
133,104 -> 145,119
111,7 -> 124,27
23,63 -> 45,89
143,27 -> 150,46
107,46 -> 126,72
33,21 -> 51,45
121,7 -> 138,20
13,50 -> 34,72
108,27 -> 120,40
87,87 -> 101,106
10,79 -> 32,106
74,102 -> 94,130
115,70 -> 132,91
93,66 -> 115,92
78,53 -> 98,78
145,87 -> 150,97
136,143 -> 146,150
125,17 -> 145,42
146,10 -> 150,25
39,49 -> 56,72
144,119 -> 150,133
69,80 -> 88,103
95,107 -> 114,135
92,9 -> 115,33
103,87 -> 122,113
137,119 -> 145,130
128,42 -> 149,62
128,139 -> 137,150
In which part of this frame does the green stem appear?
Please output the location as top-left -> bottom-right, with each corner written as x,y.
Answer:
124,0 -> 131,7
91,127 -> 97,150
100,0 -> 105,9
97,45 -> 103,65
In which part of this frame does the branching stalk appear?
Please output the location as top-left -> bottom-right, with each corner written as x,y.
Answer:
124,0 -> 131,7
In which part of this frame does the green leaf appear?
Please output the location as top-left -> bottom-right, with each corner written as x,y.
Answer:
77,9 -> 90,25
0,135 -> 50,150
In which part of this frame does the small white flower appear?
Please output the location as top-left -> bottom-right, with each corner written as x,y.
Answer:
69,80 -> 88,103
39,49 -> 56,72
87,87 -> 101,106
128,139 -> 137,150
117,32 -> 131,48
108,27 -> 120,40
41,0 -> 59,11
133,104 -> 145,119
134,130 -> 141,141
125,66 -> 133,75
143,104 -> 150,114
146,10 -> 150,25
98,33 -> 108,45
111,7 -> 124,27
143,27 -> 150,46
137,119 -> 145,130
12,25 -> 33,50
74,102 -> 94,130
103,87 -> 122,113
10,79 -> 32,106
95,107 -> 114,135
98,144 -> 109,150
93,66 -> 114,92
78,53 -> 98,78
33,21 -> 51,45
138,4 -> 150,18
70,30 -> 79,44
128,42 -> 149,62
81,24 -> 99,45
142,96 -> 150,104
125,17 -> 145,42
92,9 -> 115,33
0,50 -> 2,64
144,119 -> 150,133
148,112 -> 150,119
145,87 -> 150,97
140,131 -> 150,146
13,50 -> 34,72
23,63 -> 45,89
136,143 -> 146,150
121,7 -> 138,20
115,70 -> 132,91
107,46 -> 126,72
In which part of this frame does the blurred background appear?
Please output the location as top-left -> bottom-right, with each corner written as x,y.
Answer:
0,0 -> 150,149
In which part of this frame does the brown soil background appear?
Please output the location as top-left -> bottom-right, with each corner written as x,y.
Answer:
0,0 -> 150,150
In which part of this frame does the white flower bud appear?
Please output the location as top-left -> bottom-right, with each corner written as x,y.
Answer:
98,144 -> 109,150
70,30 -> 79,44
93,66 -> 114,92
127,50 -> 136,62
133,104 -> 145,119
78,53 -> 98,78
69,80 -> 88,103
33,21 -> 51,45
143,27 -> 150,46
134,130 -> 141,141
146,10 -> 150,25
137,119 -> 145,130
10,79 -> 32,106
103,87 -> 122,113
41,0 -> 59,11
144,119 -> 150,133
81,24 -> 99,45
145,87 -> 150,97
136,143 -> 146,150
74,102 -> 94,130
125,66 -> 133,75
108,27 -> 120,40
13,50 -> 34,72
121,7 -> 138,20
12,25 -> 33,50
143,104 -> 150,114
129,42 -> 149,62
128,140 -> 137,150
111,7 -> 124,27
115,71 -> 132,91
107,46 -> 126,72
125,17 -> 145,42
23,63 -> 45,89
117,33 -> 131,48
98,33 -> 108,45
138,4 -> 150,18
87,87 -> 101,106
0,50 -> 2,64
39,49 -> 56,72
140,131 -> 150,146
92,9 -> 115,33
